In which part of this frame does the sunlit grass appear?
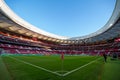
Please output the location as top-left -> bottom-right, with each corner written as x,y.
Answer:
1,55 -> 120,80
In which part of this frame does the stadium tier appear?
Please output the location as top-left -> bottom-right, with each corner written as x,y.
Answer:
0,0 -> 120,57
0,33 -> 120,57
1,1 -> 120,80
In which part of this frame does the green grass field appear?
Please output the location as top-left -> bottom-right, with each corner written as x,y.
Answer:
0,55 -> 120,80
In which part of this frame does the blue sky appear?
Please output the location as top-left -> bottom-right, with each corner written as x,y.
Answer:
5,0 -> 116,37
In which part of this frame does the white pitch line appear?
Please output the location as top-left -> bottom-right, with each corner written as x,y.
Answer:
55,71 -> 68,72
8,56 -> 62,76
8,56 -> 101,77
63,57 -> 101,76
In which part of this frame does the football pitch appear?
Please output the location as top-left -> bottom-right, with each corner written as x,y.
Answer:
0,55 -> 120,80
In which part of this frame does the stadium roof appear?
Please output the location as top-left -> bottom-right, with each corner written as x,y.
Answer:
0,0 -> 120,44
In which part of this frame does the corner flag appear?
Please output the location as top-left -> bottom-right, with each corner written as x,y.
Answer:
61,53 -> 64,60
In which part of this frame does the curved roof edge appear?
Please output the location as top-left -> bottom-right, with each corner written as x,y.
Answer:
0,0 -> 119,41
69,0 -> 120,40
0,0 -> 68,39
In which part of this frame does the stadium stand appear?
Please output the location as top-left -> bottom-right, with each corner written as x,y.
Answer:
0,0 -> 120,58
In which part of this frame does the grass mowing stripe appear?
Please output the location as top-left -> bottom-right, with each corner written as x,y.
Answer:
13,55 -> 62,71
0,56 -> 12,80
2,55 -> 103,80
101,58 -> 120,80
63,59 -> 103,80
63,57 -> 102,76
8,56 -> 62,76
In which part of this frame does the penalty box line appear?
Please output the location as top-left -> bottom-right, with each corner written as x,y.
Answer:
63,57 -> 102,76
8,56 -> 101,77
8,56 -> 62,76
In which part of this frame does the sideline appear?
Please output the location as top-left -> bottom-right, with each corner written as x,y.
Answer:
63,57 -> 101,76
8,56 -> 62,76
8,56 -> 101,77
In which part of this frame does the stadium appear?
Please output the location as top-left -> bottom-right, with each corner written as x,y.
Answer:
0,0 -> 120,80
